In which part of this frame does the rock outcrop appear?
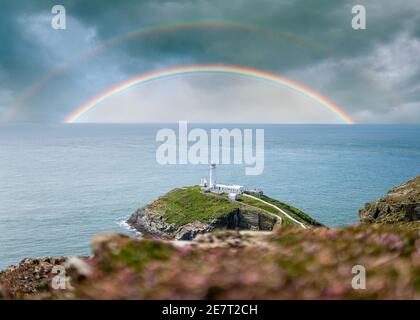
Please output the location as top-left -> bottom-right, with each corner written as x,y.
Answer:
128,204 -> 278,240
0,256 -> 91,299
126,186 -> 323,240
0,257 -> 66,297
359,176 -> 420,223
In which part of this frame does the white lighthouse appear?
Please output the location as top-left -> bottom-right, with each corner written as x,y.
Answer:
209,163 -> 216,188
200,163 -> 261,197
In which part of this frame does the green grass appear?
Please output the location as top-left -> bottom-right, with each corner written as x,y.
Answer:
237,195 -> 297,226
259,194 -> 322,226
239,194 -> 322,226
154,186 -> 240,227
235,195 -> 281,220
150,186 -> 321,228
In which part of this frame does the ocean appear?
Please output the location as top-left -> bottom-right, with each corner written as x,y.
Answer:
0,124 -> 419,269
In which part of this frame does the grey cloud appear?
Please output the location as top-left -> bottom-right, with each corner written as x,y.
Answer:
0,0 -> 419,122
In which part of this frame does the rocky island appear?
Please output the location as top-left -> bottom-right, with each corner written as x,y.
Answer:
127,186 -> 322,240
0,176 -> 419,300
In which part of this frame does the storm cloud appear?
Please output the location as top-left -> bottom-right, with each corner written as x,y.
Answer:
0,0 -> 419,123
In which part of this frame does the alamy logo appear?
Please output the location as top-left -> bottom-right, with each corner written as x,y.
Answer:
156,121 -> 264,175
351,265 -> 366,290
51,5 -> 66,30
51,265 -> 73,290
352,5 -> 366,30
51,265 -> 68,290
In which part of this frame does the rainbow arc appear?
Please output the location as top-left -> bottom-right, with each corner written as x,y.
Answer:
65,65 -> 354,124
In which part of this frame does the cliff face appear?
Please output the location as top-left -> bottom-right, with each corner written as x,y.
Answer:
127,199 -> 278,240
359,176 -> 420,223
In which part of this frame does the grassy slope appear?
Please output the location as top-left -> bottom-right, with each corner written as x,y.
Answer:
154,186 -> 240,227
239,194 -> 323,226
150,186 -> 320,227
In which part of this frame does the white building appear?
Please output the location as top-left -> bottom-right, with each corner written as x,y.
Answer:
211,183 -> 245,194
201,163 -> 247,196
201,164 -> 263,198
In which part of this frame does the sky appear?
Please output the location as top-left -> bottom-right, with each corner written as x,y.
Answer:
0,0 -> 419,123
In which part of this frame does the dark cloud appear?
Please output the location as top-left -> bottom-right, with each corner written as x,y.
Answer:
0,0 -> 419,122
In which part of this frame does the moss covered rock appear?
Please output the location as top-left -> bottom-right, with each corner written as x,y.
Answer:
359,176 -> 420,223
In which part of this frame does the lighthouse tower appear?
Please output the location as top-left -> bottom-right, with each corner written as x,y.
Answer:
209,163 -> 216,188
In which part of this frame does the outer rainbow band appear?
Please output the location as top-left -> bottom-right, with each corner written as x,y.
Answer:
65,65 -> 354,124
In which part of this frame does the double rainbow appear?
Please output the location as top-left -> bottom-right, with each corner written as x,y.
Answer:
9,20 -> 338,120
65,65 -> 354,124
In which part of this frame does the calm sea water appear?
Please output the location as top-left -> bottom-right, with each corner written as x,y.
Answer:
0,124 -> 419,269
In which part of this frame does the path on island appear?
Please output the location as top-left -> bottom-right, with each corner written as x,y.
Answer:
242,194 -> 308,229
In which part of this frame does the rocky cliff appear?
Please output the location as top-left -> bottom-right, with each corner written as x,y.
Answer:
128,195 -> 278,240
359,176 -> 420,223
127,186 -> 319,240
128,206 -> 278,240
